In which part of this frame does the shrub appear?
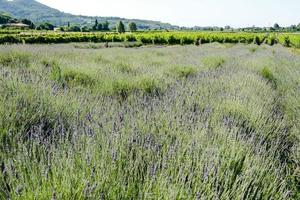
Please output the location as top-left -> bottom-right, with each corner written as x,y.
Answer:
42,59 -> 57,68
138,77 -> 162,95
260,67 -> 276,87
62,70 -> 95,87
124,35 -> 137,42
0,83 -> 70,151
0,35 -> 21,44
202,56 -> 225,69
151,35 -> 168,45
111,77 -> 162,98
0,51 -> 31,68
172,66 -> 197,78
112,79 -> 133,99
0,32 -> 286,47
223,109 -> 256,137
284,36 -> 290,47
0,32 -> 297,49
50,62 -> 62,83
254,36 -> 261,45
116,62 -> 137,74
267,37 -> 276,46
167,35 -> 180,45
180,37 -> 194,45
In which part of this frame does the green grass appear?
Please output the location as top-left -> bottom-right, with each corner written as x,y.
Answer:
62,70 -> 95,87
0,43 -> 299,199
171,65 -> 197,78
115,62 -> 138,74
0,51 -> 31,68
260,66 -> 277,87
202,56 -> 226,69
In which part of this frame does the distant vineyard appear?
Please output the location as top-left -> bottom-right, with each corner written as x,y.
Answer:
0,31 -> 299,47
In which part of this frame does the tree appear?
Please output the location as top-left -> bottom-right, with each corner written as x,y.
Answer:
44,22 -> 54,30
290,25 -> 297,31
128,22 -> 137,32
0,14 -> 11,24
297,23 -> 300,30
21,19 -> 35,29
68,26 -> 81,32
274,23 -> 280,29
93,19 -> 98,31
8,18 -> 18,23
103,21 -> 109,31
116,21 -> 125,33
97,23 -> 103,31
36,22 -> 54,30
81,26 -> 90,32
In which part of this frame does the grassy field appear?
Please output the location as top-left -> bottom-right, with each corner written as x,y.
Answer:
0,43 -> 300,199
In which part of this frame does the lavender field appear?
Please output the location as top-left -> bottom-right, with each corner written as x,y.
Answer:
0,43 -> 300,199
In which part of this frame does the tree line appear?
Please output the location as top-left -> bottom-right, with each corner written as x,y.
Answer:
182,23 -> 300,32
62,20 -> 137,33
0,14 -> 138,33
42,20 -> 137,33
1,13 -> 300,33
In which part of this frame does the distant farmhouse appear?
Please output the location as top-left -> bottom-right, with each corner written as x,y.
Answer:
4,23 -> 30,28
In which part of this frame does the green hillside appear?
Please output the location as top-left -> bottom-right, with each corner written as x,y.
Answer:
0,0 -> 179,29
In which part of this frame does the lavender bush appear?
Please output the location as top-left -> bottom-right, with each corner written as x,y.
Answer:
0,43 -> 299,199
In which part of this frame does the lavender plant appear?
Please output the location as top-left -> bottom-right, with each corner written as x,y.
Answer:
0,43 -> 299,199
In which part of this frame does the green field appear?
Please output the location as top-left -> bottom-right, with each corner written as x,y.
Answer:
0,43 -> 300,199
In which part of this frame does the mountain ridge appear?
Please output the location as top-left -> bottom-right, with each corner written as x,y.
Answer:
0,0 -> 179,29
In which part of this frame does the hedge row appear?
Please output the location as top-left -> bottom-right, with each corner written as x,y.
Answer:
0,32 -> 298,47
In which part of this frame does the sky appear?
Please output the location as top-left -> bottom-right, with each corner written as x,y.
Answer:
36,0 -> 300,28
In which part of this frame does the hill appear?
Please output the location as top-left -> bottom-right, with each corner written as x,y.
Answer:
0,0 -> 179,30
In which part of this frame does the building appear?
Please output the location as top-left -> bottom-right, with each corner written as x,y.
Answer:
3,23 -> 30,29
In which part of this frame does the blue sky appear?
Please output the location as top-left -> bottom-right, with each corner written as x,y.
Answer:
37,0 -> 300,27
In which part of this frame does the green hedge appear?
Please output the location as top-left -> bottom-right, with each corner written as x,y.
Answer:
0,32 -> 298,47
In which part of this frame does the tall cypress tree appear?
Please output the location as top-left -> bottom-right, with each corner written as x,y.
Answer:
116,21 -> 125,33
93,19 -> 98,31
